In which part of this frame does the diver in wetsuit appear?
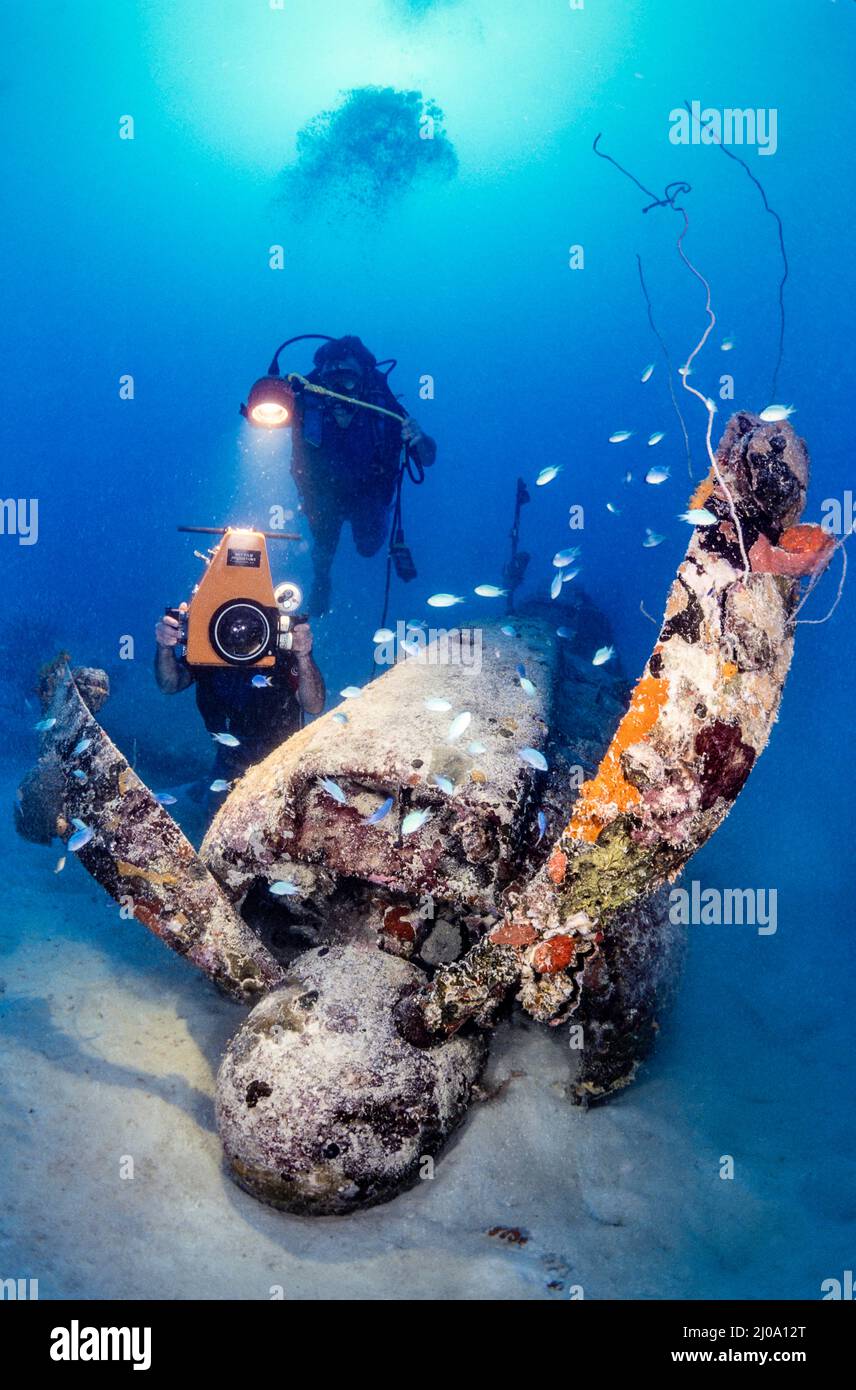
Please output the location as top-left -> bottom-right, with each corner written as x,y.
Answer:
290,335 -> 437,616
154,607 -> 325,792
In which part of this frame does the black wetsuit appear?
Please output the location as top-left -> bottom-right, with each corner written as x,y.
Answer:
186,656 -> 302,778
290,371 -> 407,606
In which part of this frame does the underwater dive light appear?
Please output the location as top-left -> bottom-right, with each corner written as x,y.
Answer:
240,374 -> 295,429
240,334 -> 337,429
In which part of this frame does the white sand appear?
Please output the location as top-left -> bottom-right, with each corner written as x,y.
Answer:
1,772 -> 851,1301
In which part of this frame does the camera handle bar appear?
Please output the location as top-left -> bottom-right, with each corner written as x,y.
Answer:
178,526 -> 302,541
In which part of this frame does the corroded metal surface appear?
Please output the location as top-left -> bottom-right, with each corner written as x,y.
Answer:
15,659 -> 285,1002
216,940 -> 486,1215
399,415 -> 812,1050
201,618 -> 563,919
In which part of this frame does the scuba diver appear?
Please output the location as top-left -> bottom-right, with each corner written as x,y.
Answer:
154,604 -> 325,796
290,335 -> 437,616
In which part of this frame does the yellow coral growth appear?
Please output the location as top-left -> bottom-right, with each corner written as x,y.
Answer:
722,661 -> 738,680
568,675 -> 669,843
689,470 -> 715,512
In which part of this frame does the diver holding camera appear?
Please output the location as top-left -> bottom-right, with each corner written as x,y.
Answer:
155,527 -> 325,792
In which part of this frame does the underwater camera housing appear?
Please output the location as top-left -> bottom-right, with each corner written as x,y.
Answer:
167,527 -> 306,669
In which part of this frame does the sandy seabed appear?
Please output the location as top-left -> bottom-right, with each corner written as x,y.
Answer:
1,773 -> 852,1302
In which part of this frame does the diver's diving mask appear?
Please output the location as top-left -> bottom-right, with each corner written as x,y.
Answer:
322,369 -> 362,397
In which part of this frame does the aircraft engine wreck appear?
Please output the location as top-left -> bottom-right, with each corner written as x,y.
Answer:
14,414 -> 821,1215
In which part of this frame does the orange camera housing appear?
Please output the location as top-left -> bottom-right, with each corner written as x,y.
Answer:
185,528 -> 280,669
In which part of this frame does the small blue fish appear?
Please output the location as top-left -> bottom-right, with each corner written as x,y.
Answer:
427,593 -> 465,609
647,431 -> 666,447
474,584 -> 507,598
536,810 -> 547,843
72,738 -> 91,756
424,697 -> 452,712
269,880 -> 300,897
154,792 -> 178,805
332,712 -> 349,725
467,740 -> 487,755
34,717 -> 56,733
363,796 -> 394,825
643,528 -> 665,548
553,547 -> 580,568
556,627 -> 573,640
515,663 -> 527,679
759,403 -> 795,423
536,465 -> 562,486
609,430 -> 633,444
68,826 -> 94,853
646,466 -> 670,486
71,769 -> 87,783
447,711 -> 472,742
606,502 -> 620,515
209,779 -> 231,793
319,777 -> 347,804
550,573 -> 563,600
251,674 -> 273,688
721,337 -> 735,352
519,748 -> 548,772
71,817 -> 87,832
679,508 -> 718,527
402,808 -> 432,836
212,732 -> 240,747
519,677 -> 536,698
373,628 -> 395,643
432,775 -> 454,795
500,625 -> 517,638
593,645 -> 615,667
640,363 -> 655,383
340,686 -> 363,699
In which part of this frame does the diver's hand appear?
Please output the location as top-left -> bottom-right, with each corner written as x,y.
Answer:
401,417 -> 425,448
290,621 -> 314,658
156,603 -> 187,648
